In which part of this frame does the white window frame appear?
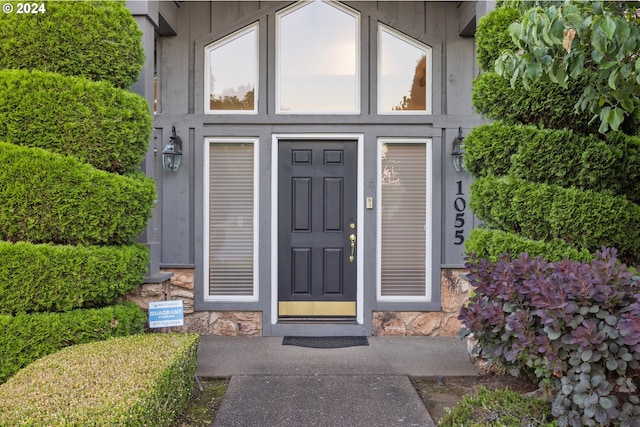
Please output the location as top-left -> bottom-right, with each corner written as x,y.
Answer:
376,138 -> 433,302
203,137 -> 259,302
275,1 -> 361,115
204,23 -> 259,115
377,23 -> 433,115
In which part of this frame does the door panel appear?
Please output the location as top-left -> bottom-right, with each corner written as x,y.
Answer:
278,140 -> 357,317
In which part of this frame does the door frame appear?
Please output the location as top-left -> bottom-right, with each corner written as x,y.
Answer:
271,134 -> 365,325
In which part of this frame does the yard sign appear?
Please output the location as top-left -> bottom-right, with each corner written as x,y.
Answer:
148,300 -> 184,328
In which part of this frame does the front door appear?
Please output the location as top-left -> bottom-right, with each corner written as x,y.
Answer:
278,140 -> 358,318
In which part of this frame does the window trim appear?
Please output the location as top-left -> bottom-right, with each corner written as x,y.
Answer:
377,23 -> 433,115
376,137 -> 433,302
204,23 -> 259,115
275,1 -> 361,115
203,137 -> 260,302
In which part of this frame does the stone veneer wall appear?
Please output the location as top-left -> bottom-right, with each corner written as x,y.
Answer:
372,269 -> 470,336
127,268 -> 469,336
126,268 -> 262,336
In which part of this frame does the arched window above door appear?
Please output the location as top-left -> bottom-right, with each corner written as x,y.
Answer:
276,1 -> 360,114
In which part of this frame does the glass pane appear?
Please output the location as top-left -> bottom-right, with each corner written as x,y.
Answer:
209,143 -> 254,296
206,25 -> 257,113
277,2 -> 359,113
379,26 -> 430,114
381,143 -> 427,297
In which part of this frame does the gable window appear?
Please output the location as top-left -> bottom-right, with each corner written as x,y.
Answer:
204,24 -> 258,114
276,1 -> 360,114
378,24 -> 432,114
377,139 -> 432,301
204,138 -> 259,301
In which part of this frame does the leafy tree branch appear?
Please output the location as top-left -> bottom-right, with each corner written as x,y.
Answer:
495,1 -> 640,133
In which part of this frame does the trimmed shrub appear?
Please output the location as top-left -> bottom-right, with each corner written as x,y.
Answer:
578,131 -> 640,203
0,0 -> 144,89
475,7 -> 521,72
0,241 -> 149,315
0,142 -> 155,246
470,175 -> 640,263
472,72 -> 599,134
439,386 -> 555,427
459,249 -> 640,426
463,122 -> 538,178
0,334 -> 199,426
0,302 -> 146,384
0,69 -> 151,174
464,124 -> 640,203
465,228 -> 592,263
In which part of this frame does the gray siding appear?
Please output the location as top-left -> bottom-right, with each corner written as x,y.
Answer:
150,1 -> 485,331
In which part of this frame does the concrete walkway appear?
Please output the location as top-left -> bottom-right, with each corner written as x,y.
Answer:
196,336 -> 479,426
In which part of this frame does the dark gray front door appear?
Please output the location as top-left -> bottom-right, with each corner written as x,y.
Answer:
278,140 -> 357,317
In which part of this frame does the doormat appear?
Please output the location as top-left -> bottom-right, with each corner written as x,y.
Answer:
282,336 -> 369,349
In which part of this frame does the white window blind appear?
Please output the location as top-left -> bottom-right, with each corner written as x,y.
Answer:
380,142 -> 429,298
208,142 -> 255,297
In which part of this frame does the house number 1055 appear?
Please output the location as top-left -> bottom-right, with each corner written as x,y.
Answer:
454,180 -> 466,245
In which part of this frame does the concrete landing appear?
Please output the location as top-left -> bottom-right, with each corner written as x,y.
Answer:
196,336 -> 478,426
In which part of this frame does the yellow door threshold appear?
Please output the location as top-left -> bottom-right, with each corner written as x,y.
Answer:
278,301 -> 356,317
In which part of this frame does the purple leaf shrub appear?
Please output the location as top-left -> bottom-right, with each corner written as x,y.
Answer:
459,248 -> 640,426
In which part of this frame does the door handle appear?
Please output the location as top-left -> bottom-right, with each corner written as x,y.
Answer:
349,233 -> 356,262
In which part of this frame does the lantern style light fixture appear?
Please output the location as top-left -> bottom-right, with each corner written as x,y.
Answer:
451,127 -> 465,173
162,126 -> 183,172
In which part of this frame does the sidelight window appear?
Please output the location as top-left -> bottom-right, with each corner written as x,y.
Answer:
204,139 -> 259,300
377,139 -> 432,301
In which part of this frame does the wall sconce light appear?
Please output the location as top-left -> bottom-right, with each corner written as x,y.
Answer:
162,126 -> 183,172
451,127 -> 465,173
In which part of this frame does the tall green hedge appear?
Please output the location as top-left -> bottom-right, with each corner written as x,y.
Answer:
464,123 -> 640,203
470,175 -> 640,262
475,7 -> 520,72
0,69 -> 151,174
0,1 -> 144,89
0,242 -> 149,315
463,123 -> 538,178
0,302 -> 146,384
465,228 -> 592,263
472,73 -> 599,134
0,142 -> 155,246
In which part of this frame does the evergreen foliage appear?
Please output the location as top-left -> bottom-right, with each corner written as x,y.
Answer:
0,0 -> 144,89
472,72 -> 598,133
0,0 -> 155,388
0,241 -> 149,315
464,123 -> 640,203
470,175 -> 640,263
475,7 -> 521,72
0,69 -> 151,174
466,3 -> 640,264
465,228 -> 592,263
0,334 -> 199,426
0,142 -> 155,246
0,303 -> 146,384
